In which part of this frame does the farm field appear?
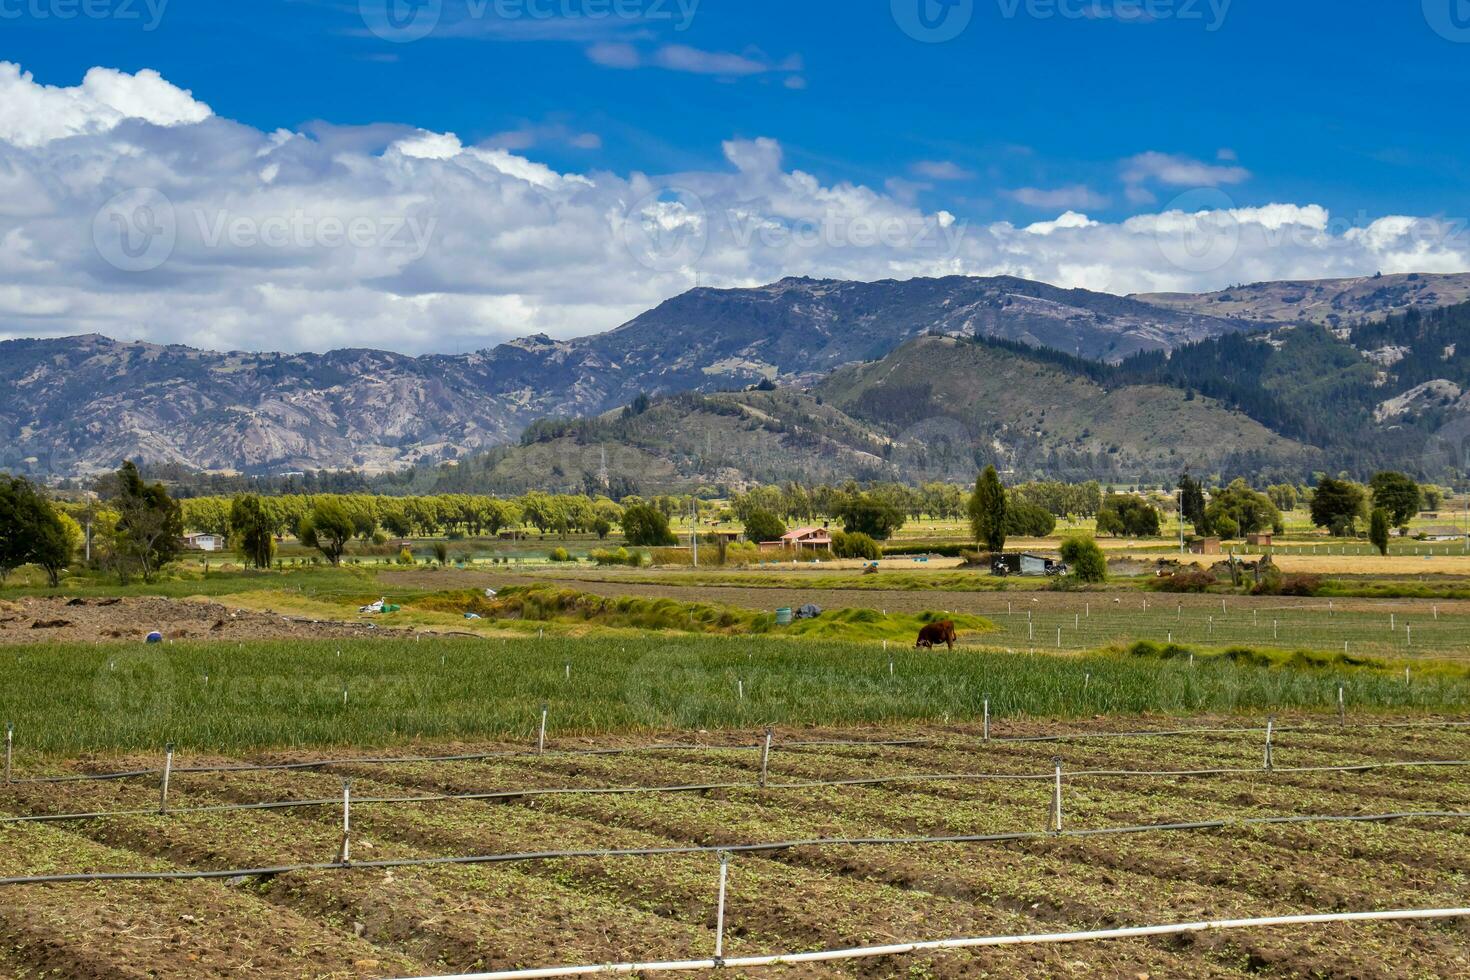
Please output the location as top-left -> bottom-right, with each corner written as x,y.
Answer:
8,637 -> 1469,753
416,566 -> 1470,662
1,719 -> 1469,977
5,547 -> 1470,977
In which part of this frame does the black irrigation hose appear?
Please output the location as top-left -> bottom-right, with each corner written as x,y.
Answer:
7,718 -> 1469,786
1,808 -> 1465,888
3,759 -> 1467,827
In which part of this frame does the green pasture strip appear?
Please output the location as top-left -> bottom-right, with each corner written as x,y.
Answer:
981,600 -> 1470,659
1,636 -> 1466,755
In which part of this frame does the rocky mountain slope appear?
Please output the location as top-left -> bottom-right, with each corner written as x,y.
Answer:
1133,272 -> 1470,329
0,275 -> 1257,477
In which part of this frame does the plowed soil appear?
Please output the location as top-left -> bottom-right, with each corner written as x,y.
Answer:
2,719 -> 1468,978
0,596 -> 413,646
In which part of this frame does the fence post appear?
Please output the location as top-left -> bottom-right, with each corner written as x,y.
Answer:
713,851 -> 730,966
982,696 -> 990,743
759,727 -> 773,789
1264,716 -> 1275,772
159,743 -> 174,815
1338,686 -> 1346,727
3,723 -> 11,785
337,779 -> 352,864
537,704 -> 548,756
1051,756 -> 1063,833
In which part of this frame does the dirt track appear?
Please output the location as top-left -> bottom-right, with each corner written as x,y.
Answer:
0,596 -> 412,646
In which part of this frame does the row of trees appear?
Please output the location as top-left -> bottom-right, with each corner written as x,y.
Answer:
2,463 -> 185,585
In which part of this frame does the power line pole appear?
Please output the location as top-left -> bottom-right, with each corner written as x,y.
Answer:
1178,488 -> 1185,555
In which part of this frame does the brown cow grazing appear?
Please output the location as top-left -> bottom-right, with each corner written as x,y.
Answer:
915,620 -> 957,651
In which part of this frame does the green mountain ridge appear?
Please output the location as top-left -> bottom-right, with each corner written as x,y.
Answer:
398,335 -> 1323,494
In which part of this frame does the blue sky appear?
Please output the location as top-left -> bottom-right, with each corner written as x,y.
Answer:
2,1 -> 1469,353
10,0 -> 1468,223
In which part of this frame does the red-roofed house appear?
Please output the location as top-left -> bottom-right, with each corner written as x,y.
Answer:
778,526 -> 833,552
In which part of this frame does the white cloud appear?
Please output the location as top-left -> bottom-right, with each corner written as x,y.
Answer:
0,65 -> 1466,355
586,43 -> 802,79
1122,150 -> 1251,188
912,160 -> 974,181
585,42 -> 641,68
1023,211 -> 1099,235
0,63 -> 211,148
1009,185 -> 1111,209
487,123 -> 602,151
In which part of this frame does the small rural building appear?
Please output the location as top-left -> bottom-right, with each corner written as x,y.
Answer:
992,552 -> 1062,576
182,533 -> 225,552
1190,537 -> 1223,555
1246,533 -> 1273,547
776,527 -> 834,552
1421,526 -> 1467,542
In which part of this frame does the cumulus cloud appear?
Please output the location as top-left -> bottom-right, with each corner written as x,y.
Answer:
0,64 -> 211,148
0,64 -> 1466,354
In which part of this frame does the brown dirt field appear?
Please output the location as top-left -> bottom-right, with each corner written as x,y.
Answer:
0,596 -> 416,646
1,720 -> 1469,978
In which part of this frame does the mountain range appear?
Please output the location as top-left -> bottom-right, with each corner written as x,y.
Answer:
3,272 -> 1469,486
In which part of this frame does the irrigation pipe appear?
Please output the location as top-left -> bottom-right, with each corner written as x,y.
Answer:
3,759 -> 1467,827
0,808 -> 1465,888
6,718 -> 1468,786
396,907 -> 1470,980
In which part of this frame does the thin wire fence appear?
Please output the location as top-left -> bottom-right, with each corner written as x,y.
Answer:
3,757 -> 1465,828
393,906 -> 1470,980
0,808 -> 1464,888
5,716 -> 1468,786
